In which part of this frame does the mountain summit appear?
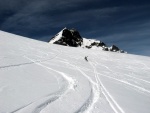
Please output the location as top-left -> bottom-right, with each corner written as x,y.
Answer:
49,28 -> 126,53
49,27 -> 83,47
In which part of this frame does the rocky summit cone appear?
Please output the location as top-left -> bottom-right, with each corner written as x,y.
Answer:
49,28 -> 83,47
49,27 -> 126,53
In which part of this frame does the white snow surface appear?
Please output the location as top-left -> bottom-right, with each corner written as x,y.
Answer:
81,38 -> 103,49
49,28 -> 64,44
0,30 -> 150,113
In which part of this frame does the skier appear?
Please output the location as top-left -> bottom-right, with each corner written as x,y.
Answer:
85,56 -> 88,61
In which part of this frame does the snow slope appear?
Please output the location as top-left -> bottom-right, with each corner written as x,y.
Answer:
0,30 -> 150,113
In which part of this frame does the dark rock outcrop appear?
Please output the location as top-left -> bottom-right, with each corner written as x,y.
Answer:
51,28 -> 83,47
85,41 -> 106,49
109,45 -> 125,53
110,45 -> 120,52
91,42 -> 106,47
102,47 -> 109,51
85,45 -> 92,49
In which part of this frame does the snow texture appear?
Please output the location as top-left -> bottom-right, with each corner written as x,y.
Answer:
0,30 -> 150,113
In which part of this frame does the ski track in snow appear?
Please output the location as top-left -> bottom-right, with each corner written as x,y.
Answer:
13,94 -> 61,113
99,63 -> 150,85
0,52 -> 59,70
74,64 -> 100,113
16,56 -> 77,113
2,51 -> 149,113
123,74 -> 150,84
98,73 -> 150,94
89,61 -> 125,113
89,53 -> 125,113
23,55 -> 100,113
0,62 -> 34,69
30,53 -> 101,113
93,62 -> 150,94
93,53 -> 150,93
21,51 -> 148,113
38,56 -> 100,113
6,46 -> 72,113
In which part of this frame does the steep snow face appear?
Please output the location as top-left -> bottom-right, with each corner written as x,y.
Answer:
49,28 -> 126,53
1,30 -> 150,113
49,28 -> 64,44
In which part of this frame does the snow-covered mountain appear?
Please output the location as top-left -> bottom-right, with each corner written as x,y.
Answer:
49,28 -> 126,53
1,30 -> 150,113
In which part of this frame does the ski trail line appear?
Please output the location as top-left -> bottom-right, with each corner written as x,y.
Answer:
96,59 -> 150,85
123,74 -> 150,84
24,56 -> 75,90
97,76 -> 125,113
99,73 -> 150,94
74,63 -> 100,113
101,90 -> 119,113
100,63 -> 150,85
89,61 -> 125,113
93,53 -> 150,91
0,52 -> 59,70
24,56 -> 76,113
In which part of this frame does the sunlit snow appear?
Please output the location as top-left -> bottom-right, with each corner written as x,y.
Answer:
0,30 -> 150,113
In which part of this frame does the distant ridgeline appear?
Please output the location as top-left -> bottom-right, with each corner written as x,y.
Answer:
49,28 -> 126,53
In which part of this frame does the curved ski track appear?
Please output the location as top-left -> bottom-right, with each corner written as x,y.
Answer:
89,61 -> 125,113
2,45 -> 149,113
14,56 -> 77,113
37,58 -> 101,113
13,52 -> 124,113
13,52 -> 103,113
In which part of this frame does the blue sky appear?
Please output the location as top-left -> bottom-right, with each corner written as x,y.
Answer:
0,0 -> 150,56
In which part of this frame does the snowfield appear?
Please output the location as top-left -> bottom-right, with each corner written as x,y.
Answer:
0,30 -> 150,113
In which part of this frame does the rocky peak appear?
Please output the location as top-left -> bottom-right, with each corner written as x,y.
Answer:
49,28 -> 126,53
49,28 -> 83,47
